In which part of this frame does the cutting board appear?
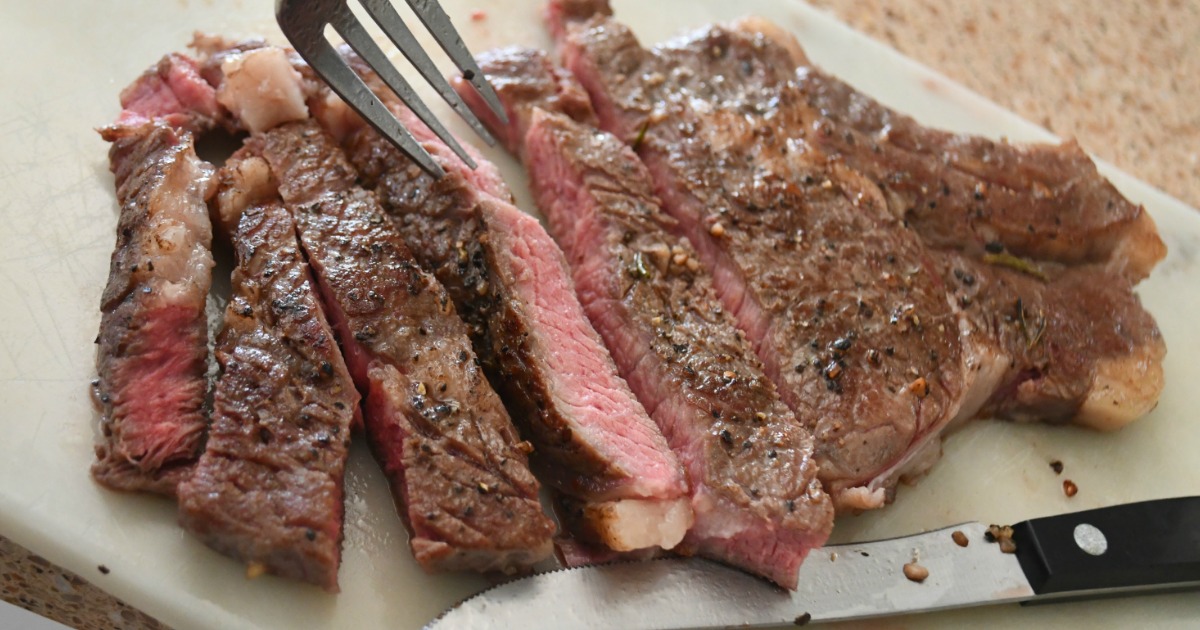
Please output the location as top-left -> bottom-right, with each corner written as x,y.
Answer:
0,1 -> 1196,628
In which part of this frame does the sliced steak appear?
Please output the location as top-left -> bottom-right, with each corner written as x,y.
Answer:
177,197 -> 358,592
92,122 -> 215,495
255,121 -> 555,573
332,54 -> 693,555
550,5 -> 976,511
549,0 -> 1166,504
464,46 -> 834,588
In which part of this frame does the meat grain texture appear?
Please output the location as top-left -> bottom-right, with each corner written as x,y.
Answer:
93,57 -> 218,494
462,45 -> 834,588
255,121 -> 556,573
335,55 -> 694,557
177,199 -> 359,592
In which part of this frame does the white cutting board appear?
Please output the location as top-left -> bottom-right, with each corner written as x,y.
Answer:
0,1 -> 1196,628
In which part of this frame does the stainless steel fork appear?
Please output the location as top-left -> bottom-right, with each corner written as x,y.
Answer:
276,0 -> 507,178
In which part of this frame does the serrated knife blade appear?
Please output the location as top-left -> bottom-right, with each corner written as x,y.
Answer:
428,496 -> 1200,629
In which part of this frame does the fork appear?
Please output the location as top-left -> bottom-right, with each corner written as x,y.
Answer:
276,0 -> 507,178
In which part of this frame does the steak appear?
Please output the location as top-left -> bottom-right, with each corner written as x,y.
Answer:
177,194 -> 359,591
550,3 -> 974,511
548,0 -> 1165,508
735,21 -> 1167,430
463,46 -> 835,588
92,121 -> 215,495
334,52 -> 694,556
936,253 -> 1164,428
255,120 -> 556,573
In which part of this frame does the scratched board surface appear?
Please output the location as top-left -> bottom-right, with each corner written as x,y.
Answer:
0,1 -> 1197,628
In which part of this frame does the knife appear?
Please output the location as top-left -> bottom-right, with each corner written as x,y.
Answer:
428,496 -> 1200,629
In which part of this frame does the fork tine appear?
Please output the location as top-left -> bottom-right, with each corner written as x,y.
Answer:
358,0 -> 498,147
294,34 -> 445,178
403,0 -> 509,125
328,3 -> 477,169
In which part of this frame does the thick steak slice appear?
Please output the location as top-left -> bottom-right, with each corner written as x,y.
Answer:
92,122 -> 215,495
257,121 -> 555,573
177,199 -> 359,592
328,48 -> 691,554
550,5 -> 976,512
343,117 -> 693,556
466,47 -> 834,588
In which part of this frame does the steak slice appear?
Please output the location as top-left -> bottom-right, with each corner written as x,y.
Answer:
550,5 -> 977,512
92,122 -> 215,495
326,49 -> 692,555
342,116 -> 694,556
255,121 -> 555,573
464,46 -> 834,588
177,197 -> 359,592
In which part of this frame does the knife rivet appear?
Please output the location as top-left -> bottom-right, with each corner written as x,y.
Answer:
1073,523 -> 1107,556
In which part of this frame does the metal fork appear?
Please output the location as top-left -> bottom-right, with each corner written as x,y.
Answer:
276,0 -> 507,178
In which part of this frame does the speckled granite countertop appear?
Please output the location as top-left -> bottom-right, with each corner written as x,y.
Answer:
806,0 -> 1199,208
2,1 -> 1195,628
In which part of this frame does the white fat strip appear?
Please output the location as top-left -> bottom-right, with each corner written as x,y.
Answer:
218,47 -> 309,133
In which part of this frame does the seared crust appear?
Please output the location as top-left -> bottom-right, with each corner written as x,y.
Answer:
92,123 -> 214,495
258,121 -> 556,573
178,202 -> 359,592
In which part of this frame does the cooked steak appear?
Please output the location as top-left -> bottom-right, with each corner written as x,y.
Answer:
92,121 -> 215,495
177,196 -> 359,592
731,21 -> 1167,430
550,4 -> 975,511
342,118 -> 694,556
255,121 -> 555,573
936,253 -> 1164,429
462,46 -> 835,588
548,0 -> 1165,508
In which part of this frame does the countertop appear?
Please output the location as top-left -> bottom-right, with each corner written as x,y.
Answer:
2,1 -> 1195,628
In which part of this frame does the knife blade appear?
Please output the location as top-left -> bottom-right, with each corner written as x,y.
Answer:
428,496 -> 1200,629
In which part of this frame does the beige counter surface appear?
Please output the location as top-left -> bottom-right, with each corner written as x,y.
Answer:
2,1 -> 1195,628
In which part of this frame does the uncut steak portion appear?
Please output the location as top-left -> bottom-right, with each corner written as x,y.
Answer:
551,3 -> 975,511
464,48 -> 833,588
177,198 -> 359,592
938,253 -> 1165,429
791,65 -> 1165,282
256,121 -> 555,573
92,122 -> 215,495
342,113 -> 693,556
714,19 -> 1167,431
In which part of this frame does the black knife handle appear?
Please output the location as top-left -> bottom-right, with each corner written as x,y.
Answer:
1012,496 -> 1200,601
